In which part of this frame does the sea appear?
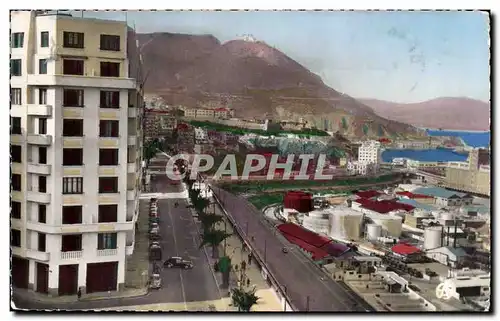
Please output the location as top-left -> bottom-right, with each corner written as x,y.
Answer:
381,130 -> 490,163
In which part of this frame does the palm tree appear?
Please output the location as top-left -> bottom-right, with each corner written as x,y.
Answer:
199,230 -> 232,258
231,287 -> 259,312
143,139 -> 161,165
199,213 -> 224,232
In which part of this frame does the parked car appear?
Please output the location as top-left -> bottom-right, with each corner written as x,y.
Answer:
149,273 -> 162,289
164,257 -> 194,269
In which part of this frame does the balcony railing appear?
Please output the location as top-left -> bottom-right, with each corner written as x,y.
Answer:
61,250 -> 83,260
97,248 -> 118,257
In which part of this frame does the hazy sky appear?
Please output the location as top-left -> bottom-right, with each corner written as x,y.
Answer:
80,10 -> 490,103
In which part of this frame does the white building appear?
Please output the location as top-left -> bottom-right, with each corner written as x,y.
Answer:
10,11 -> 143,296
358,140 -> 382,165
347,161 -> 378,176
194,127 -> 207,142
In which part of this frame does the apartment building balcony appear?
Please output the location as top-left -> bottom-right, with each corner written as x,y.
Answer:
27,163 -> 51,175
27,104 -> 52,117
98,165 -> 120,176
99,109 -> 120,120
27,74 -> 136,90
26,221 -> 134,234
128,108 -> 137,118
97,249 -> 118,257
99,137 -> 120,148
11,162 -> 23,173
26,249 -> 50,262
126,242 -> 134,256
63,137 -> 84,148
61,251 -> 83,260
63,107 -> 84,118
26,191 -> 51,204
127,136 -> 137,146
11,246 -> 23,257
27,134 -> 52,146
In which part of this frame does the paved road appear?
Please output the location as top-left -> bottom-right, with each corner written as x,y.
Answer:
212,186 -> 375,312
12,175 -> 220,310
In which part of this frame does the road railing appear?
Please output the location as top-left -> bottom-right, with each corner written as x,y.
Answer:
210,186 -> 297,312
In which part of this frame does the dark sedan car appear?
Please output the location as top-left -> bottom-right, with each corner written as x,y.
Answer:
164,257 -> 194,269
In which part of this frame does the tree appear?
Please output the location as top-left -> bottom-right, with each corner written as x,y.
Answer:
341,117 -> 348,131
199,213 -> 224,232
199,230 -> 232,258
363,123 -> 369,136
231,287 -> 259,312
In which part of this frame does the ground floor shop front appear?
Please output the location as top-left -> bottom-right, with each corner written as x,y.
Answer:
12,257 -> 126,296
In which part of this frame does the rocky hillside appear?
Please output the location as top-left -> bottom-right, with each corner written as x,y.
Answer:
139,32 -> 421,137
360,97 -> 490,131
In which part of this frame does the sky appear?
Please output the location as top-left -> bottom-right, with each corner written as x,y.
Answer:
79,10 -> 490,103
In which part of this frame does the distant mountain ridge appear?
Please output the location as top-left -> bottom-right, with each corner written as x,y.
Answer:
138,32 -> 421,137
360,97 -> 490,131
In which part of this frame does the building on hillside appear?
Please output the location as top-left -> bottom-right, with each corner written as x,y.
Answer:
444,148 -> 490,196
358,140 -> 382,165
10,10 -> 143,296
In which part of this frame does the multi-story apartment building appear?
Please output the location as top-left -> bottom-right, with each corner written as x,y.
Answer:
357,140 -> 381,169
10,11 -> 143,297
444,148 -> 490,196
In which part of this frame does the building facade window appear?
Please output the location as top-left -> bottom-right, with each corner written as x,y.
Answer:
98,205 -> 118,223
11,145 -> 21,163
40,31 -> 49,47
100,62 -> 120,77
11,201 -> 21,219
39,88 -> 47,105
99,177 -> 118,193
39,147 -> 47,164
38,204 -> 46,223
10,59 -> 22,76
11,117 -> 21,134
38,233 -> 46,252
63,89 -> 84,107
11,229 -> 21,247
11,88 -> 21,105
100,91 -> 120,108
97,233 -> 117,249
39,59 -> 48,74
62,177 -> 83,194
62,206 -> 83,224
99,120 -> 119,137
12,174 -> 21,191
63,119 -> 84,137
100,35 -> 120,51
62,148 -> 83,166
11,32 -> 24,48
63,59 -> 84,75
61,234 -> 82,252
99,149 -> 119,165
38,118 -> 47,135
38,176 -> 47,193
63,32 -> 84,49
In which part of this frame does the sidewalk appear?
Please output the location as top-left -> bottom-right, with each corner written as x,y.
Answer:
13,287 -> 147,304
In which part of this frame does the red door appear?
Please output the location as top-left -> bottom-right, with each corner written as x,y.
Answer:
11,257 -> 29,289
86,262 -> 118,293
36,263 -> 49,294
58,264 -> 78,295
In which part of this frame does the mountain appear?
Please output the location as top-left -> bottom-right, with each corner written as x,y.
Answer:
360,97 -> 490,131
138,32 -> 421,137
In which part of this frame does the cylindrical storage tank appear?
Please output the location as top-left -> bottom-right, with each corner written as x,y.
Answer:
303,210 -> 330,235
370,215 -> 403,237
424,227 -> 443,250
329,207 -> 364,241
366,224 -> 382,241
